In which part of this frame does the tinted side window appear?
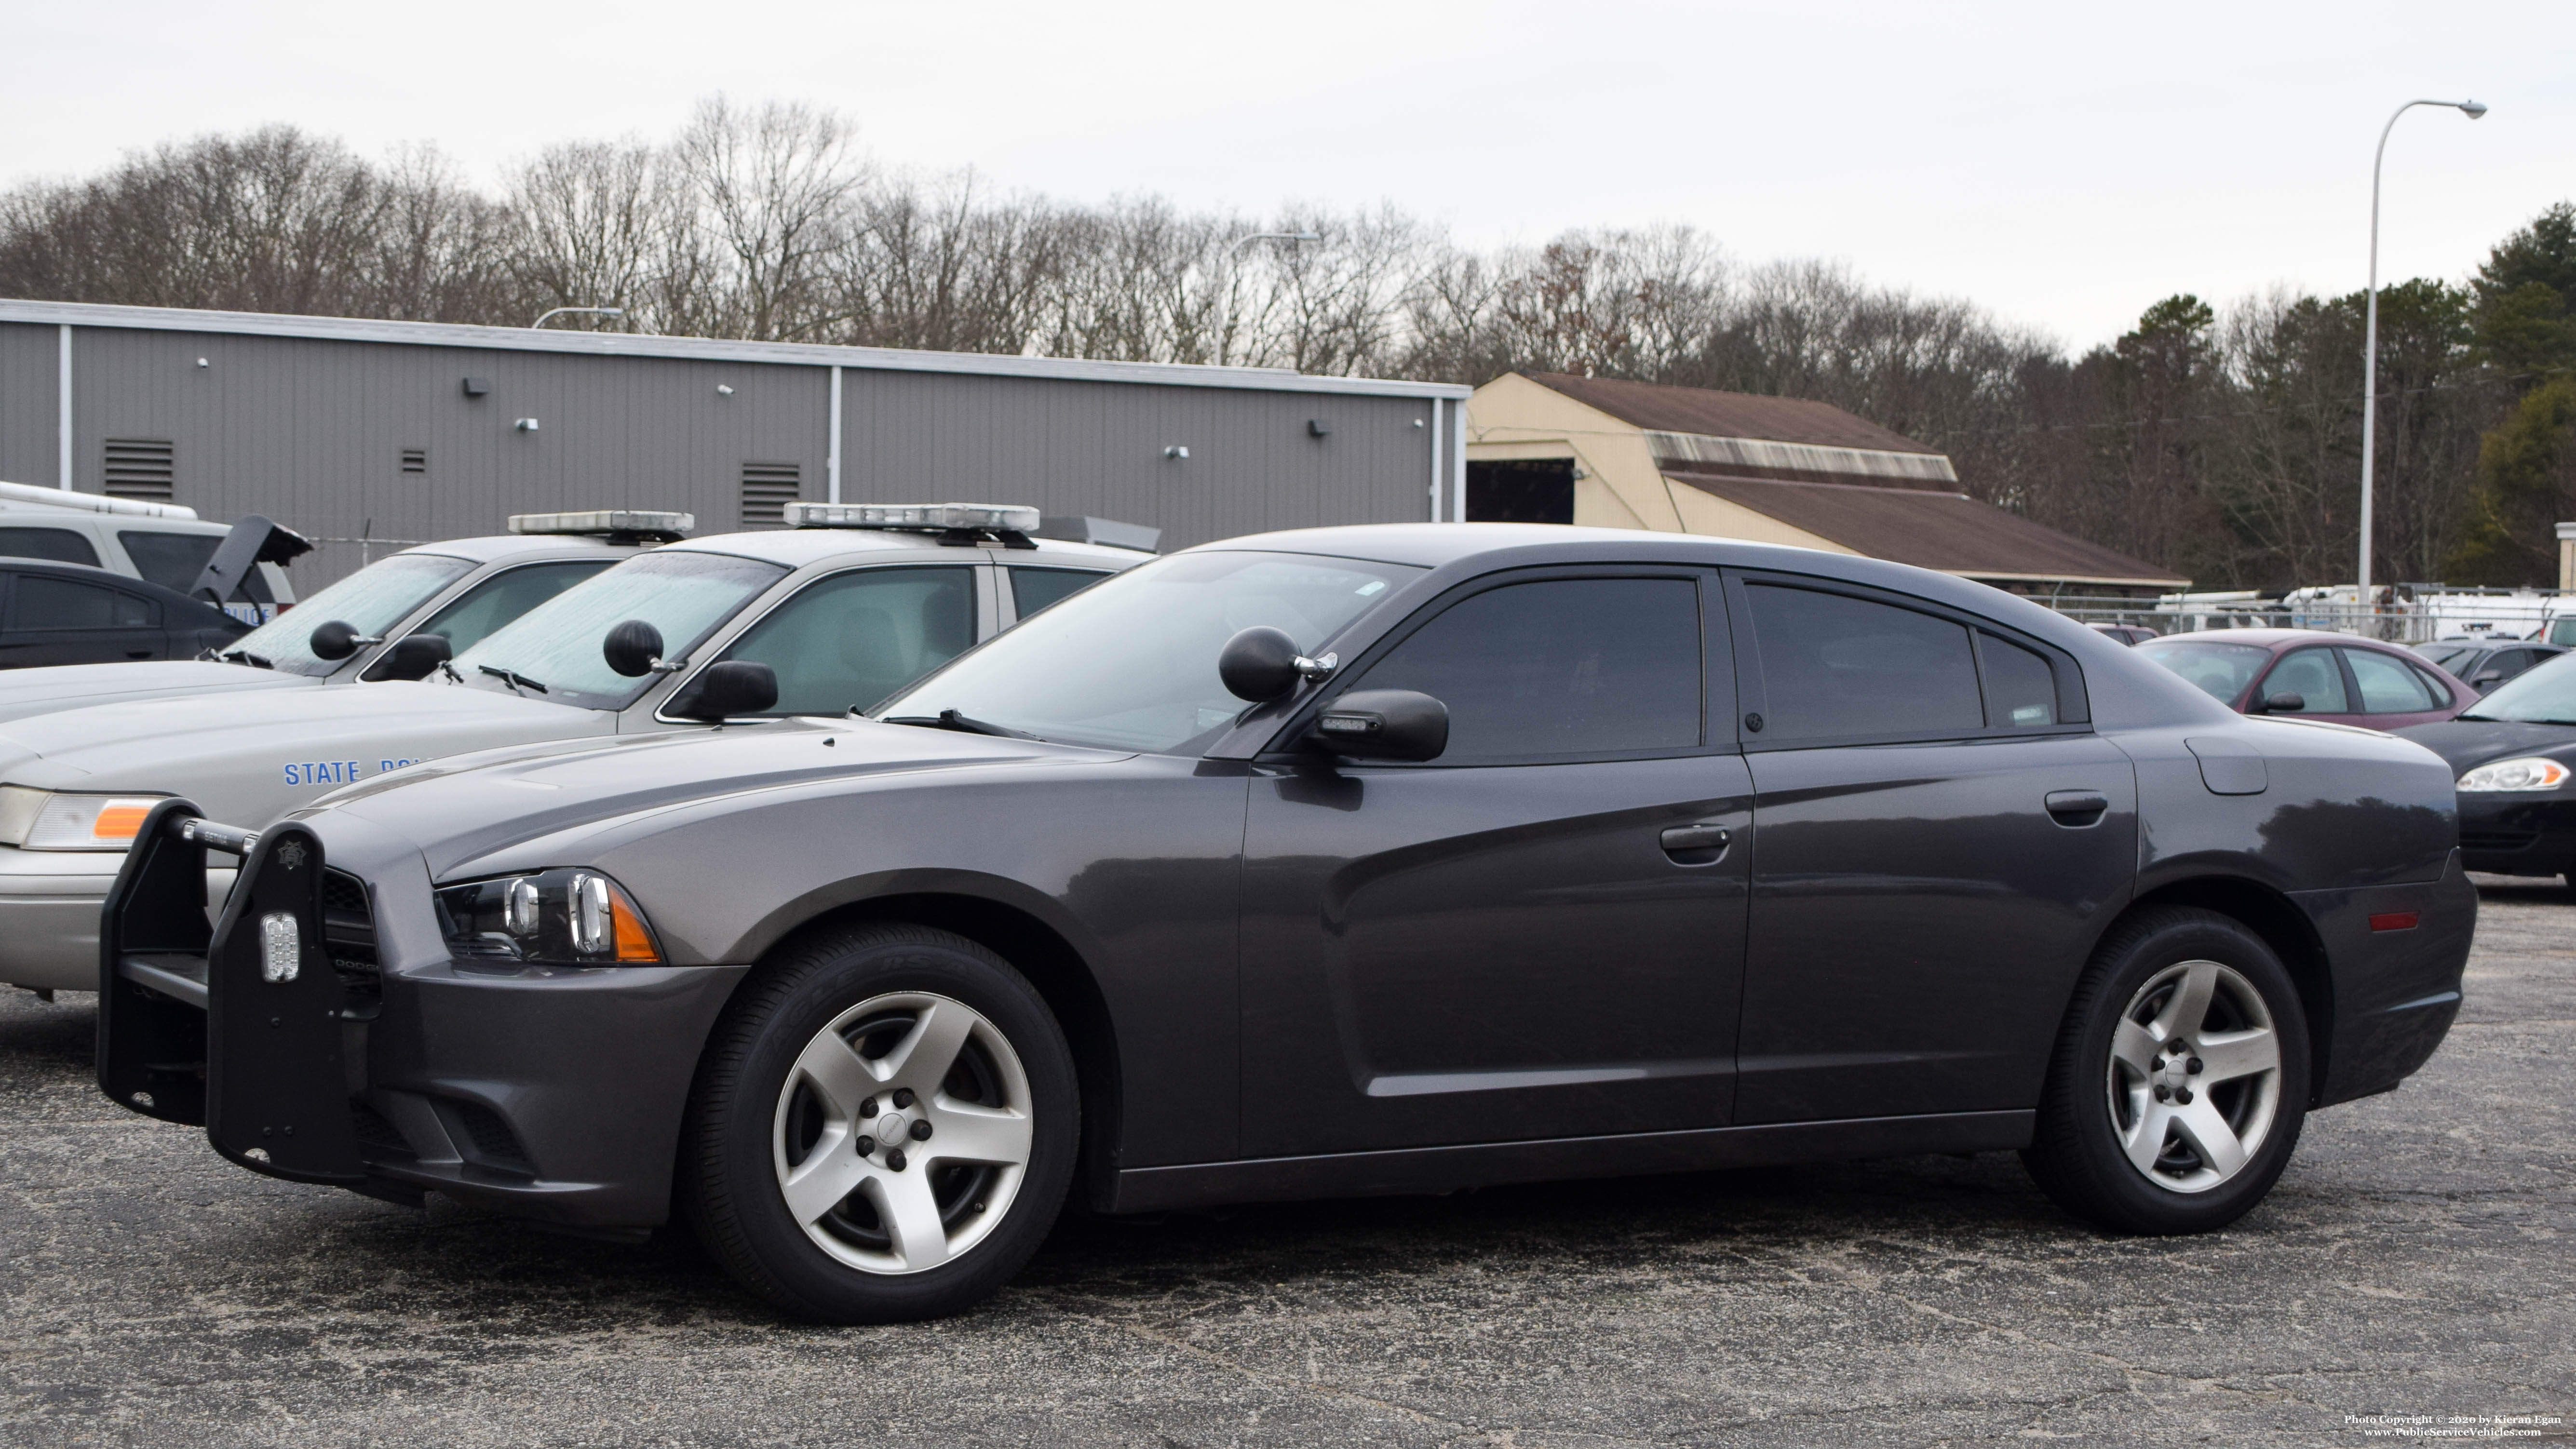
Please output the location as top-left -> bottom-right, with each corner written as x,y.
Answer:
1978,631 -> 2059,728
2344,648 -> 2441,713
1354,577 -> 1702,764
0,528 -> 100,567
17,576 -> 154,629
1009,567 -> 1107,620
1746,584 -> 1981,742
414,561 -> 612,655
117,532 -> 221,594
2263,647 -> 2347,712
719,566 -> 976,715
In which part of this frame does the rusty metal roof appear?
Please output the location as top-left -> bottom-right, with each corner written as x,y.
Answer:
1527,373 -> 1944,456
1677,473 -> 2189,589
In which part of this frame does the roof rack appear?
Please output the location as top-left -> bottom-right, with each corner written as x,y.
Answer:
785,502 -> 1042,549
507,510 -> 694,543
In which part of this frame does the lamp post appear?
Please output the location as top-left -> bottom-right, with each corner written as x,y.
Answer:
1214,231 -> 1321,365
532,306 -> 627,331
2359,98 -> 2485,604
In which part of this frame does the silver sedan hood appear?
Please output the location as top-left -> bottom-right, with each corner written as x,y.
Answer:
0,680 -> 607,827
0,660 -> 312,724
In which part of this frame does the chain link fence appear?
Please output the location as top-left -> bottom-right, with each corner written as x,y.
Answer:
2033,590 -> 2576,647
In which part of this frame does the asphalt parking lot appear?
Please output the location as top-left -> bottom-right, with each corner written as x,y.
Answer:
2,883 -> 2568,1448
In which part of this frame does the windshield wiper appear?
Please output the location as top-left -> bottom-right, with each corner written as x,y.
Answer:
476,664 -> 549,695
883,709 -> 1035,739
212,647 -> 273,669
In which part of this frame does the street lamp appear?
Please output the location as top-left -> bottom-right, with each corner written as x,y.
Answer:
1214,231 -> 1322,365
532,306 -> 627,331
2359,98 -> 2485,603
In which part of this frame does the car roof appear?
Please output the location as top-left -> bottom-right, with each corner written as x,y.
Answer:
665,527 -> 1145,570
0,502 -> 231,536
2136,628 -> 2422,653
0,555 -> 229,611
391,533 -> 653,565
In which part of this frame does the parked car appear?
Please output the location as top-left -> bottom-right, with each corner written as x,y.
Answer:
2396,651 -> 2576,885
2412,637 -> 2565,696
0,505 -> 1140,994
97,523 -> 2471,1323
0,511 -> 686,726
2133,629 -> 2465,730
0,559 -> 250,667
2088,623 -> 2158,646
0,480 -> 300,621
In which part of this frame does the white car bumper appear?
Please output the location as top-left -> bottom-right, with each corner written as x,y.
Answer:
0,848 -> 231,993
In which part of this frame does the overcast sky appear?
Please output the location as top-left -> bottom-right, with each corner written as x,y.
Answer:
5,0 -> 2568,355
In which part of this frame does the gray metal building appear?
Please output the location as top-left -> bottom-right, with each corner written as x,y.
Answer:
0,300 -> 1471,586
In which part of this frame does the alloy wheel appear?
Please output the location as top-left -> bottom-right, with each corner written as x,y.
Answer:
2104,959 -> 2282,1194
770,991 -> 1035,1274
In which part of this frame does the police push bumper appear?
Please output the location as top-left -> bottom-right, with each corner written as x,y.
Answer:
99,798 -> 368,1185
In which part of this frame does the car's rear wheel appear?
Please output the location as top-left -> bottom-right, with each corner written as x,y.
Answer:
2022,907 -> 2310,1234
682,923 -> 1076,1322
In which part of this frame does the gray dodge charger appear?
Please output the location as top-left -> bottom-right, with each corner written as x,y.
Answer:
98,524 -> 2473,1322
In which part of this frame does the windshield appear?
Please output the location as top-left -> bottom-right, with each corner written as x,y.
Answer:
227,552 -> 475,676
2459,650 -> 2576,724
453,550 -> 786,711
2135,639 -> 2271,704
875,550 -> 1420,751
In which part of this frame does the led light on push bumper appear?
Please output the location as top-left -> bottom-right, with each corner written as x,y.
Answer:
435,868 -> 662,965
2455,756 -> 2570,792
0,786 -> 169,850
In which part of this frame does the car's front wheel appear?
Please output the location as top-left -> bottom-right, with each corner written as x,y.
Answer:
682,923 -> 1077,1322
2023,906 -> 2310,1234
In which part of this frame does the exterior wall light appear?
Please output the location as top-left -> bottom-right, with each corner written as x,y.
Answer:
1163,445 -> 1190,460
514,418 -> 541,432
716,384 -> 735,397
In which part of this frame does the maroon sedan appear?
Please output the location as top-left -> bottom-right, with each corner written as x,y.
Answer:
2134,628 -> 2468,730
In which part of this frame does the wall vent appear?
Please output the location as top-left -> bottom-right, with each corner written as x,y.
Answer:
103,439 -> 175,502
741,462 -> 803,529
400,448 -> 427,475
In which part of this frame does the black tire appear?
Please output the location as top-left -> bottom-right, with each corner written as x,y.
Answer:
681,922 -> 1078,1322
2022,906 -> 2311,1234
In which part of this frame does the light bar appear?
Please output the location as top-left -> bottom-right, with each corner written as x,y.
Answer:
784,502 -> 1040,534
508,510 -> 694,538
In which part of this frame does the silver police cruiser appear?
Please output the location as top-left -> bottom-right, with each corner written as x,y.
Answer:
0,504 -> 1139,994
0,510 -> 690,726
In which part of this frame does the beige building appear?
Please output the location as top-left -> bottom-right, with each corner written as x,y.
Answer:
1464,371 -> 2186,593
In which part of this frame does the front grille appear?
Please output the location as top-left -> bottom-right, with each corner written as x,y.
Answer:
2459,830 -> 2540,852
320,868 -> 381,1008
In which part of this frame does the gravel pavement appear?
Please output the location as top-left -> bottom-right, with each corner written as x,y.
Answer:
2,879 -> 2568,1447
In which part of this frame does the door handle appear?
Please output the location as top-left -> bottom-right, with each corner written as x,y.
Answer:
1659,823 -> 1731,862
2045,790 -> 2109,826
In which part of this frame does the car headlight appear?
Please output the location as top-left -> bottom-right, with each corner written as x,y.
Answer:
2456,756 -> 2571,792
433,868 -> 663,965
0,786 -> 169,850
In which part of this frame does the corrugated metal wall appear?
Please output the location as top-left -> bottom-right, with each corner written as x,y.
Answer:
838,370 -> 1434,545
0,318 -> 1447,589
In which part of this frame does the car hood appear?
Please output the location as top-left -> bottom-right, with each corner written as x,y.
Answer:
0,679 -> 607,827
2393,716 -> 2576,772
0,660 -> 312,724
308,717 -> 1105,880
